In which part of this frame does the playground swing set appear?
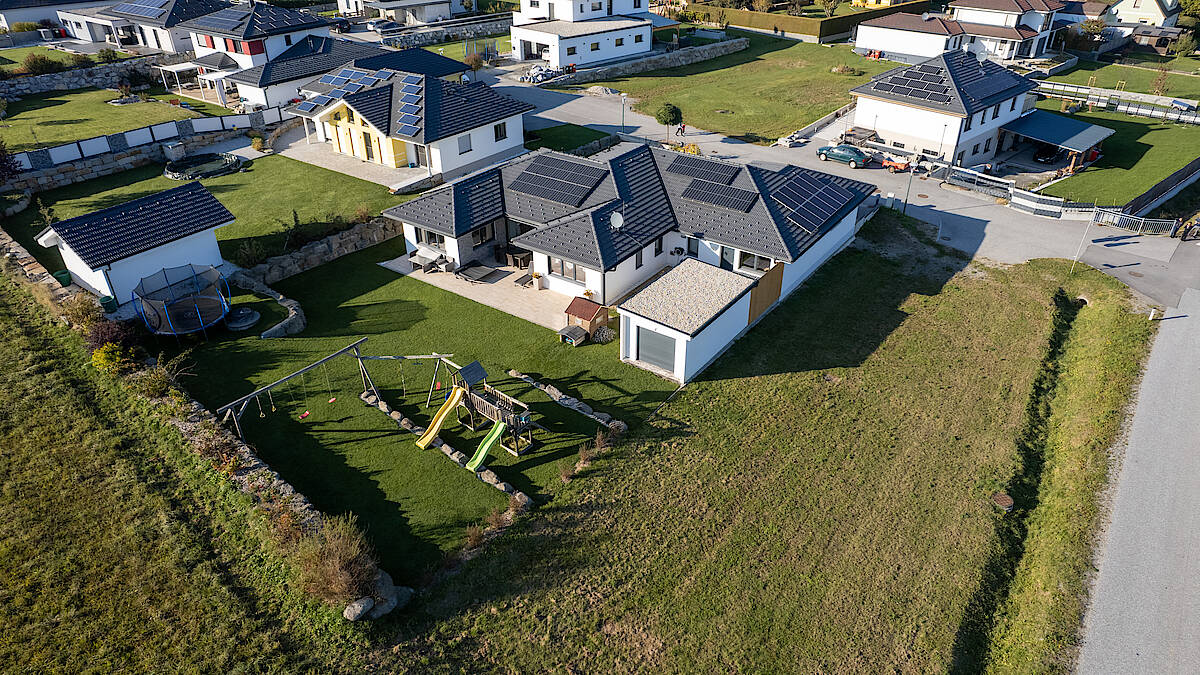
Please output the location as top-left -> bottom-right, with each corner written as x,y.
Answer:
215,339 -> 539,472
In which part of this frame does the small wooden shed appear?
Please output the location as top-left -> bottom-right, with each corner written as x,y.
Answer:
564,296 -> 608,336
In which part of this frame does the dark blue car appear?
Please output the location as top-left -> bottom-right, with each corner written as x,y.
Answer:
817,144 -> 870,169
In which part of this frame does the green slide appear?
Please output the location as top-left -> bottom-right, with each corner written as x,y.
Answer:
466,422 -> 506,472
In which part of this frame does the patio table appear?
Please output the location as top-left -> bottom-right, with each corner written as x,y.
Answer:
510,250 -> 532,270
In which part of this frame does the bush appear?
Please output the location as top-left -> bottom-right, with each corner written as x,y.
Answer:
128,366 -> 172,398
61,293 -> 102,328
84,319 -> 138,353
21,53 -> 63,75
464,524 -> 484,548
250,136 -> 265,152
464,53 -> 484,71
231,240 -> 268,268
97,48 -> 121,63
91,343 -> 132,375
558,457 -> 574,483
10,22 -> 40,33
294,514 -> 378,605
353,204 -> 372,223
485,507 -> 506,529
68,53 -> 95,68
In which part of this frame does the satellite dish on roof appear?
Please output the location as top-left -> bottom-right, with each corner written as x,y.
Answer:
610,211 -> 624,231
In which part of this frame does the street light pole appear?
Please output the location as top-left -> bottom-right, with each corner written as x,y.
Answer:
621,93 -> 627,135
902,165 -> 915,215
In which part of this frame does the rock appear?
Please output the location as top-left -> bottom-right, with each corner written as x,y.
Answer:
608,420 -> 628,437
395,586 -> 415,610
372,569 -> 396,596
376,401 -> 390,412
389,410 -> 403,421
576,402 -> 593,415
441,444 -> 456,458
595,412 -> 613,424
544,385 -> 562,400
367,590 -> 398,619
559,397 -> 578,407
343,596 -> 374,621
586,85 -> 620,96
400,417 -> 415,430
479,469 -> 500,484
507,369 -> 523,378
498,482 -> 515,494
511,492 -> 533,510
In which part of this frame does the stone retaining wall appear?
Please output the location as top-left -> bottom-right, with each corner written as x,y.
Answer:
0,52 -> 191,99
243,216 -> 405,286
0,127 -> 245,194
569,133 -> 622,157
381,16 -> 512,49
543,38 -> 749,87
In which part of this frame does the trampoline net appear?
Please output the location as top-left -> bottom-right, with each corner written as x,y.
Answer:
134,264 -> 229,335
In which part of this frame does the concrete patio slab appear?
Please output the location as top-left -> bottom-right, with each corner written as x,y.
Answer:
271,125 -> 427,189
378,256 -> 573,331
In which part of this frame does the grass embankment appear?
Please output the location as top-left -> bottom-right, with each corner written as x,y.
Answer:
1048,60 -> 1200,100
525,123 -> 610,152
423,33 -> 511,62
1036,100 -> 1200,205
0,46 -> 133,73
573,30 -> 892,143
180,238 -> 678,585
4,155 -> 405,271
0,87 -> 203,152
384,216 -> 1152,672
0,275 -> 365,670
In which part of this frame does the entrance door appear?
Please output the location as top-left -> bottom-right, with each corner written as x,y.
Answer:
719,246 -> 735,271
415,144 -> 428,167
362,131 -> 375,161
637,327 -> 676,372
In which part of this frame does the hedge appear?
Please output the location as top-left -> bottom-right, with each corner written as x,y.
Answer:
689,0 -> 929,38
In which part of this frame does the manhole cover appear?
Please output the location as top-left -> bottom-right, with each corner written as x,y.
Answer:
940,236 -> 951,241
1129,271 -> 1144,278
917,194 -> 929,198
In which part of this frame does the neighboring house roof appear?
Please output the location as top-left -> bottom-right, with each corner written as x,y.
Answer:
860,12 -> 964,35
565,296 -> 604,320
192,50 -> 237,69
957,20 -> 1041,39
618,258 -> 757,336
178,1 -> 328,39
385,145 -> 874,269
40,182 -> 232,269
1001,109 -> 1115,152
1058,1 -> 1111,17
102,0 -> 228,29
515,15 -> 649,37
949,0 -> 1065,12
1132,23 -> 1185,37
1,0 -> 108,10
1111,0 -> 1178,18
851,50 -> 1039,117
227,36 -> 466,88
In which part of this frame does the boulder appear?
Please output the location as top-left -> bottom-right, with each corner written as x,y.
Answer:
479,469 -> 500,485
343,596 -> 374,621
449,451 -> 468,466
389,410 -> 403,421
576,402 -> 593,416
498,482 -> 515,494
595,412 -> 613,424
544,385 -> 562,400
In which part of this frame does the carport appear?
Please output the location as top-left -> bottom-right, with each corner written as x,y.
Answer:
1000,110 -> 1115,173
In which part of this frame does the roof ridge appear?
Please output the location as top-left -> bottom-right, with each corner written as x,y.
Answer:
744,165 -> 797,259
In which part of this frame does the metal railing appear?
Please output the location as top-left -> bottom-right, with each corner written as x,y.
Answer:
1093,209 -> 1179,235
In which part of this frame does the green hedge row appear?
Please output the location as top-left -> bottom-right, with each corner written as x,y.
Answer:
688,0 -> 929,38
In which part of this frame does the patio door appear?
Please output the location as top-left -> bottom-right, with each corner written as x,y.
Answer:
719,246 -> 735,271
415,144 -> 429,167
362,131 -> 375,161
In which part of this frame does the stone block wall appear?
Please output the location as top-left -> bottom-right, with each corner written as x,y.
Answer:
243,217 -> 405,286
544,38 -> 749,86
0,53 -> 190,99
382,16 -> 512,50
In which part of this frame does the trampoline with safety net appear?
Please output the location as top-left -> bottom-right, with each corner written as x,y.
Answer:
134,264 -> 230,336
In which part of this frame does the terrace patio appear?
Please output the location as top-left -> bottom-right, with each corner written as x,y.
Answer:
378,255 -> 574,330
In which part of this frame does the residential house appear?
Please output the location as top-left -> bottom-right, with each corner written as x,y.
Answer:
1108,0 -> 1179,26
850,50 -> 1039,165
285,66 -> 533,180
363,0 -> 466,25
225,35 -> 468,107
58,0 -> 227,52
1056,0 -> 1113,23
35,182 -> 231,303
2,0 -> 114,32
855,13 -> 968,63
509,0 -> 677,68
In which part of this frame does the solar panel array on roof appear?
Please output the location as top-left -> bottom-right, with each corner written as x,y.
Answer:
875,63 -> 954,104
666,154 -> 739,185
295,101 -> 317,112
510,156 -> 608,207
772,173 -> 856,234
190,8 -> 251,30
110,0 -> 168,18
681,179 -> 758,213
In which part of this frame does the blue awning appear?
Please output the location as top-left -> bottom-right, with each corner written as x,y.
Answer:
1001,110 -> 1115,154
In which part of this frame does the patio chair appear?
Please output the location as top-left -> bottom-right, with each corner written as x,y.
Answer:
455,263 -> 494,284
513,273 -> 534,288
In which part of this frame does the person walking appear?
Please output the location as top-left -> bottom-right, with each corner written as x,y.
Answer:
676,122 -> 687,137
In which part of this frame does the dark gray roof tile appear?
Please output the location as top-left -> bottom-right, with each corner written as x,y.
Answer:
851,50 -> 1038,116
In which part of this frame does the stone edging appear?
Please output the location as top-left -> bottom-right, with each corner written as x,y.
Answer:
229,271 -> 307,338
242,217 -> 404,286
358,389 -> 535,507
2,191 -> 32,217
265,116 -> 304,150
507,369 -> 628,434
0,221 -> 79,304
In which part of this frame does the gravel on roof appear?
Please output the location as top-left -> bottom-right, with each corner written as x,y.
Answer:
516,16 -> 649,37
619,258 -> 756,336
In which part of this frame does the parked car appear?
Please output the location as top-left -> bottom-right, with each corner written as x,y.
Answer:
367,18 -> 401,31
1033,144 -> 1065,164
330,17 -> 351,32
817,145 -> 870,169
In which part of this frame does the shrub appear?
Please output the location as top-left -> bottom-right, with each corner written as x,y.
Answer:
464,53 -> 484,71
577,442 -> 595,468
593,428 -> 613,454
128,366 -> 172,398
21,53 -> 63,75
97,48 -> 121,63
246,129 -> 264,139
84,319 -> 138,353
592,325 -> 616,344
231,239 -> 268,268
558,457 -> 574,483
68,53 -> 94,68
485,507 -> 506,529
37,19 -> 56,29
91,343 -> 132,375
250,136 -> 265,152
295,514 -> 378,605
830,63 -> 861,75
61,293 -> 102,328
10,22 -> 40,33
464,524 -> 485,548
353,204 -> 372,223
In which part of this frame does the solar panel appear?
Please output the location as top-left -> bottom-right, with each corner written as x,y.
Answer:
111,3 -> 165,17
372,70 -> 394,79
397,113 -> 420,126
328,88 -> 348,98
523,155 -> 607,187
327,76 -> 349,86
400,93 -> 421,105
510,171 -> 593,207
337,68 -> 359,78
342,83 -> 363,93
311,95 -> 332,105
395,124 -> 420,137
398,103 -> 420,115
400,83 -> 422,95
771,173 -> 855,234
295,101 -> 317,113
666,154 -> 739,185
681,179 -> 757,212
401,74 -> 421,84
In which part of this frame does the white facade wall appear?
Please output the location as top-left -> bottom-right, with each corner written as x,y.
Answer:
953,94 -> 1028,165
58,241 -> 112,297
779,212 -> 856,296
236,81 -> 304,108
853,96 -> 963,159
954,7 -> 1017,26
105,229 -> 225,303
530,252 -> 600,297
601,231 -> 683,303
338,0 -> 368,15
855,25 -> 956,60
619,311 -> 690,381
515,0 -> 647,24
4,1 -> 111,29
681,291 -> 752,382
428,113 -> 527,179
1109,0 -> 1178,26
510,23 -> 652,67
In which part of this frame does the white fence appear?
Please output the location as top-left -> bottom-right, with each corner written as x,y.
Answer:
11,106 -> 283,172
1092,209 -> 1179,235
1035,81 -> 1200,124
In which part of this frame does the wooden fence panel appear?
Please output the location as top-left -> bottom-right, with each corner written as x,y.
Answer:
747,263 -> 784,325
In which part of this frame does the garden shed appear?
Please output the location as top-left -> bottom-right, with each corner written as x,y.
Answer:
564,296 -> 608,336
35,182 -> 232,305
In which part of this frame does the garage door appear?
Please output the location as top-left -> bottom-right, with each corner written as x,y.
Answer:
637,326 -> 676,373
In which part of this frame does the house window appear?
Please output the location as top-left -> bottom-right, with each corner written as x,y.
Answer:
347,109 -> 355,124
635,34 -> 643,43
1010,97 -> 1017,111
972,143 -> 980,155
991,104 -> 1000,119
964,115 -> 972,131
458,133 -> 472,154
362,131 -> 374,160
284,34 -> 292,45
739,252 -> 772,272
530,0 -> 539,5
686,236 -> 699,257
635,249 -> 643,268
590,1 -> 601,9
550,257 -> 583,281
892,141 -> 905,149
615,37 -> 624,46
470,223 -> 494,247
590,42 -> 600,51
494,121 -> 507,142
416,228 -> 446,250
654,236 -> 663,255
224,37 -> 237,52
567,46 -> 576,55
956,151 -> 965,165
634,0 -> 641,6
202,34 -> 214,48
984,137 -> 992,153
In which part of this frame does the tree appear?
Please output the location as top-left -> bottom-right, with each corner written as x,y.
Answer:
655,102 -> 682,141
1182,0 -> 1200,18
0,140 -> 20,186
1152,64 -> 1171,96
35,198 -> 56,230
1170,32 -> 1197,56
1081,18 -> 1105,38
752,0 -> 772,12
816,0 -> 842,17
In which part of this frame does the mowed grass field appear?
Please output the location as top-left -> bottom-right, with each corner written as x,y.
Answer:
1048,60 -> 1200,100
0,276 -> 364,671
179,237 -> 678,585
1037,100 -> 1200,204
574,30 -> 893,143
384,217 -> 1153,672
0,87 -> 203,152
0,45 -> 133,73
4,155 -> 405,272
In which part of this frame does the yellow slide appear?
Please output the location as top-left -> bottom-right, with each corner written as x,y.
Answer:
415,386 -> 465,449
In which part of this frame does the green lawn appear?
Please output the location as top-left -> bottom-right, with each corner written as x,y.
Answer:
423,33 -> 511,62
1036,101 -> 1200,204
4,155 -> 405,271
1047,60 -> 1200,100
0,276 -> 363,670
524,123 -> 610,152
179,238 -> 678,585
0,45 -> 133,73
0,87 -> 203,152
389,215 -> 1152,672
1113,51 -> 1200,74
568,29 -> 893,143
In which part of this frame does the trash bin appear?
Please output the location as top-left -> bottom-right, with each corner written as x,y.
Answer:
51,270 -> 72,287
100,295 -> 119,314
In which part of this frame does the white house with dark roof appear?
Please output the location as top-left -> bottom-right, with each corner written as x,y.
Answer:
509,0 -> 676,68
850,50 -> 1039,165
58,0 -> 228,52
35,182 -> 232,303
1108,0 -> 1179,26
3,0 -> 114,32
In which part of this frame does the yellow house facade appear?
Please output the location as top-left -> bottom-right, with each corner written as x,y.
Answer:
322,102 -> 418,168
